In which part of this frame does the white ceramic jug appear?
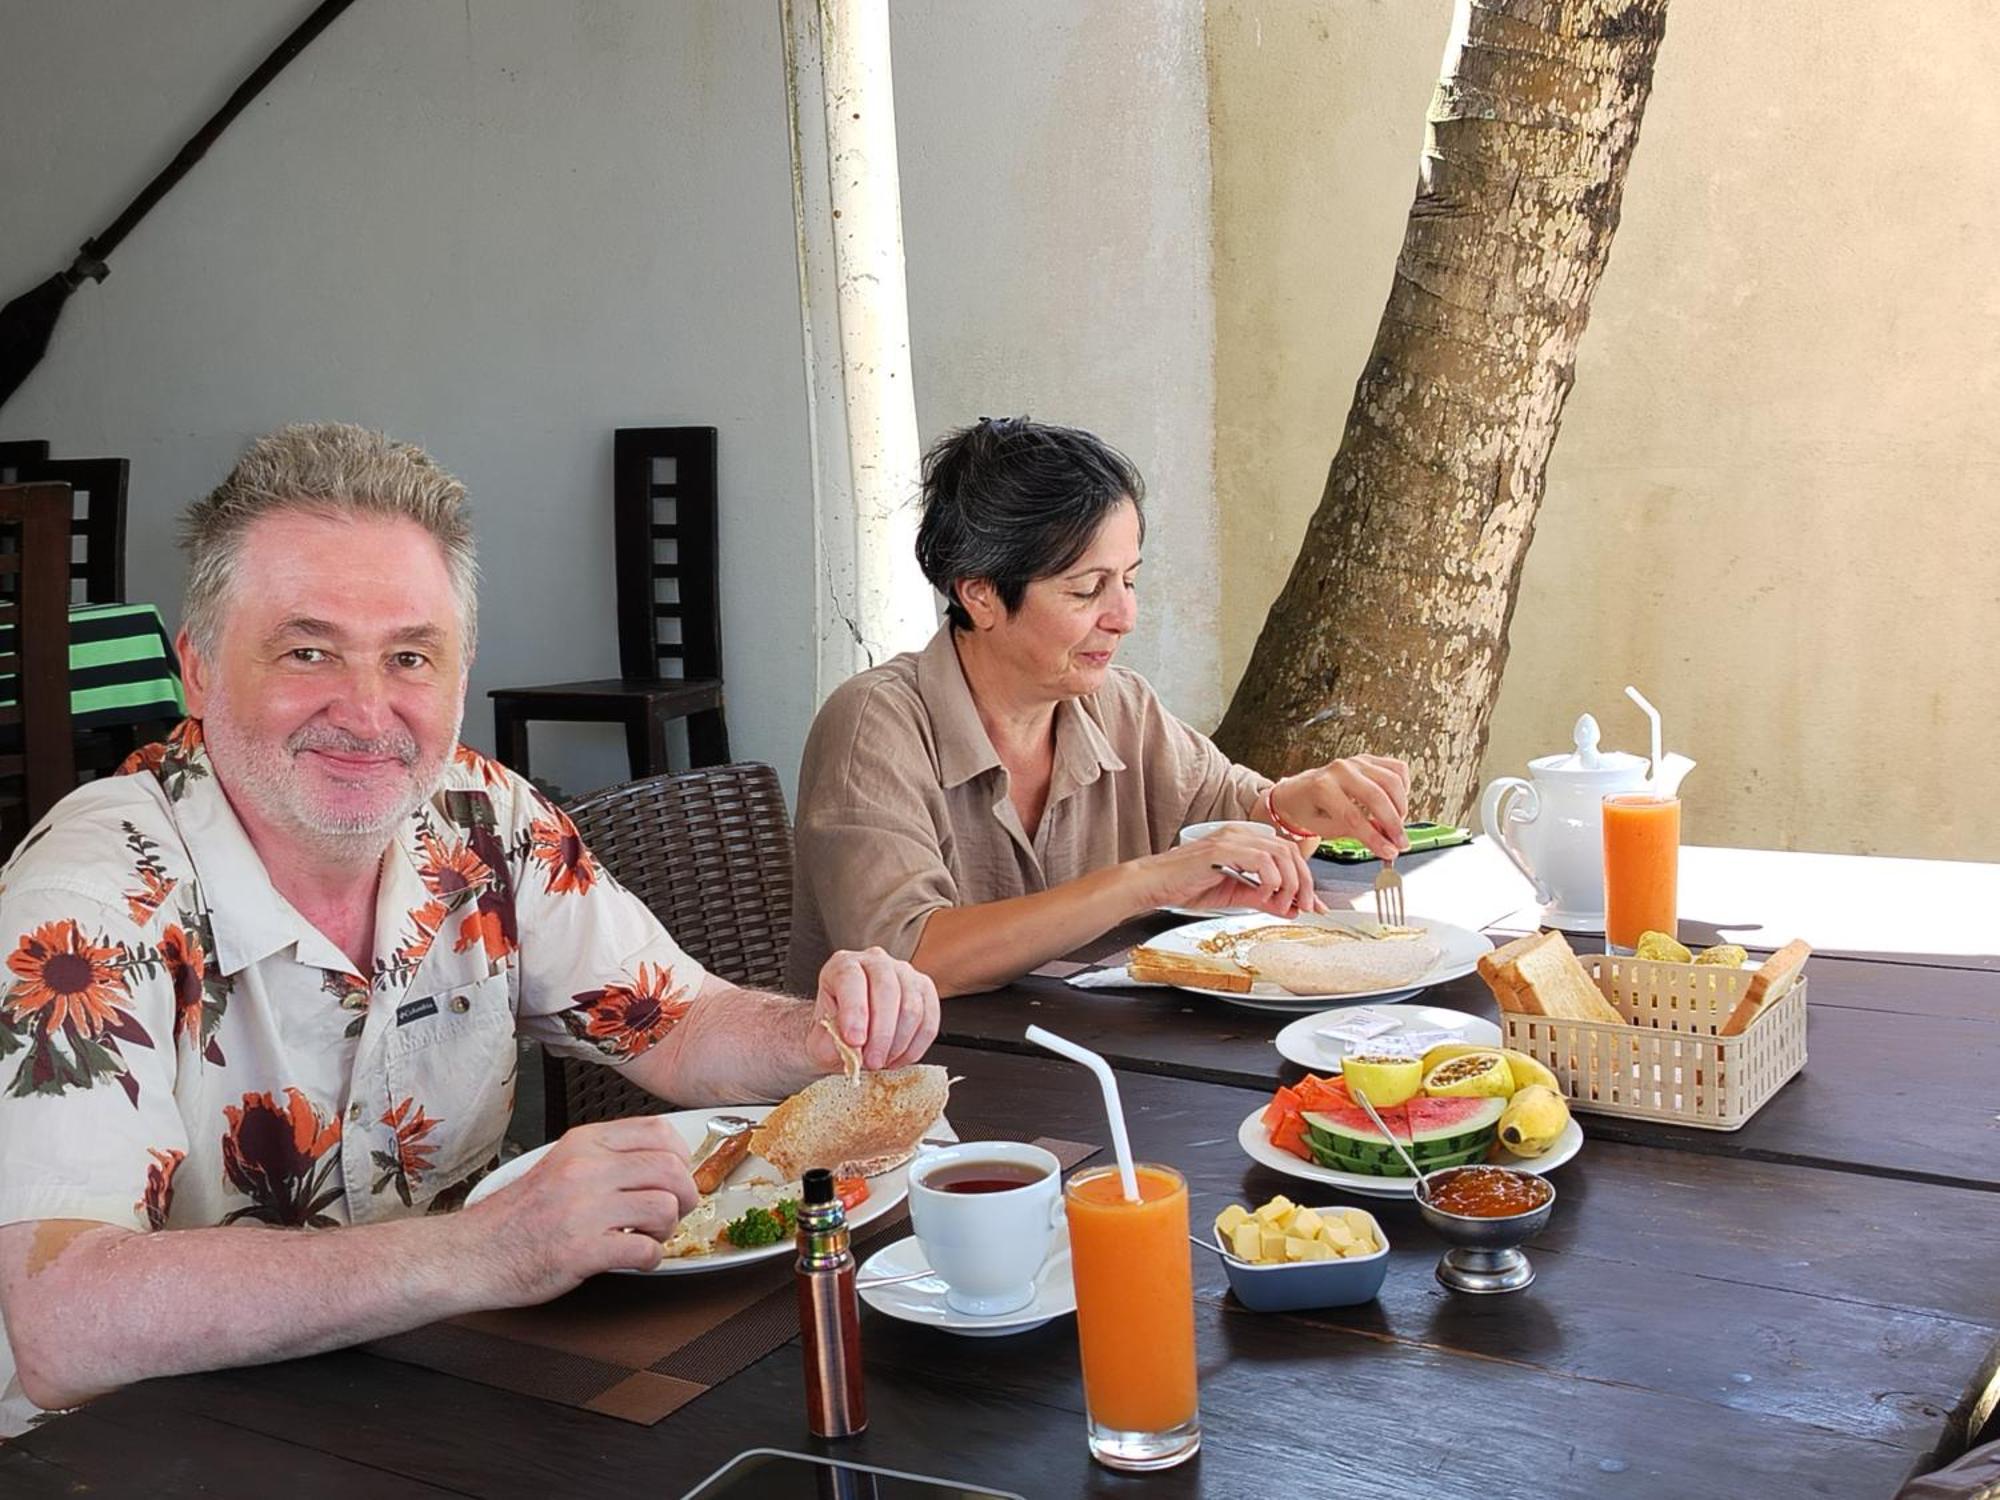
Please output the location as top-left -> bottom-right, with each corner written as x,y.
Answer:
1478,713 -> 1694,932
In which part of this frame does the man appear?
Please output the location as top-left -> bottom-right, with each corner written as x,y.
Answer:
0,423 -> 939,1434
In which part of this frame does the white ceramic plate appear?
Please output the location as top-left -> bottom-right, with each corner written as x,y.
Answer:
467,1104 -> 955,1276
1147,911 -> 1494,1011
1235,1103 -> 1583,1201
1273,1005 -> 1502,1073
858,1227 -> 1076,1337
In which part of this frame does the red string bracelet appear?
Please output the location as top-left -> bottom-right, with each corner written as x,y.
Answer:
1262,784 -> 1319,841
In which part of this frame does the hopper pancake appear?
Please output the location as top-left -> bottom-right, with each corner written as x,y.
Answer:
1243,935 -> 1440,995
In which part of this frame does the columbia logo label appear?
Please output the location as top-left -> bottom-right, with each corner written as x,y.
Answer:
396,996 -> 439,1027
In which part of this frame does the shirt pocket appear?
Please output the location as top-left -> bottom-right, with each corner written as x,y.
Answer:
380,970 -> 516,1209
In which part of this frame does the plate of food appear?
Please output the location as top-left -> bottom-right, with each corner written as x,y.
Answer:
1237,1055 -> 1581,1199
1131,911 -> 1493,1011
466,1064 -> 954,1274
1273,1004 -> 1501,1073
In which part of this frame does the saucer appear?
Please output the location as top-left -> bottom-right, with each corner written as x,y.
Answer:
858,1228 -> 1076,1337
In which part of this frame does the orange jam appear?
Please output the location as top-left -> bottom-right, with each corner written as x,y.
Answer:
1423,1166 -> 1551,1218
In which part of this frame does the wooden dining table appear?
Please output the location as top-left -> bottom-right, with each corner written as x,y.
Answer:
4,843 -> 1995,1498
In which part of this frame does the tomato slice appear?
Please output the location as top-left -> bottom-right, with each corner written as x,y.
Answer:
835,1175 -> 869,1212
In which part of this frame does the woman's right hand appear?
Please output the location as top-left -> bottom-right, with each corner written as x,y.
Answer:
1128,824 -> 1324,918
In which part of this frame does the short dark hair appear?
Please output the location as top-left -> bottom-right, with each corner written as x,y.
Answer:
915,416 -> 1146,630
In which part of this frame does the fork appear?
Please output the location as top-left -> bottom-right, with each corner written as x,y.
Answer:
1373,855 -> 1405,927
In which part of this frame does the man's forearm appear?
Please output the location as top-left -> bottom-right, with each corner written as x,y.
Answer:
0,1212 -> 491,1411
626,981 -> 821,1106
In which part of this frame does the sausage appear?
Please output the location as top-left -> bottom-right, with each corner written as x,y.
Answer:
693,1129 -> 752,1196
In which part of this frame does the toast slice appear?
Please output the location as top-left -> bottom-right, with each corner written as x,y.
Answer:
1128,946 -> 1254,993
1717,938 -> 1811,1036
1476,931 -> 1550,1012
1490,931 -> 1626,1025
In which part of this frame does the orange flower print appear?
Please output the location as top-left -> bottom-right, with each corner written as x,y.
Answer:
0,920 -> 155,1103
220,1088 -> 344,1227
371,1097 -> 445,1207
452,743 -> 509,788
564,963 -> 693,1061
136,1146 -> 185,1230
417,830 -> 493,902
527,808 -> 599,897
121,824 -> 178,927
5,920 -> 131,1039
158,922 -> 226,1066
117,719 -> 207,801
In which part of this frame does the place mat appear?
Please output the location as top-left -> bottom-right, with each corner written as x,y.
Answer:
365,1135 -> 1100,1425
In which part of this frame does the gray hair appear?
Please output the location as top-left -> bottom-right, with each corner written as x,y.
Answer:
179,422 -> 479,658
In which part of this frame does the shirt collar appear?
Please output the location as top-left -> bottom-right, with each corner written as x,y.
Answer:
913,625 -> 1128,797
168,731 -> 352,977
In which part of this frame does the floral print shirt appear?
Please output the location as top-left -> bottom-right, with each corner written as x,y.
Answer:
0,722 -> 709,1432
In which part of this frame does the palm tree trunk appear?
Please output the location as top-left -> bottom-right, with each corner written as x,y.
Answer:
1213,0 -> 1670,822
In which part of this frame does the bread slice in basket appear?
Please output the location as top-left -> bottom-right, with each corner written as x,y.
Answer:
1479,930 -> 1626,1024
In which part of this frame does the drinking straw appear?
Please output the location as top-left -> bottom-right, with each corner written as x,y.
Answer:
1625,684 -> 1663,784
1024,1024 -> 1141,1202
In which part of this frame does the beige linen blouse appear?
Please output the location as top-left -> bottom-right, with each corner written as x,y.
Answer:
787,626 -> 1269,991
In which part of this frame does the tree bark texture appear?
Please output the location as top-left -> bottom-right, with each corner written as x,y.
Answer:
1213,0 -> 1670,823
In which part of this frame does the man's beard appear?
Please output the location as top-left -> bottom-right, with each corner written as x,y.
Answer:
203,690 -> 458,851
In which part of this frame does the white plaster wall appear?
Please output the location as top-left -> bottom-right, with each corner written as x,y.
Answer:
892,0 -> 1224,727
0,0 -> 817,801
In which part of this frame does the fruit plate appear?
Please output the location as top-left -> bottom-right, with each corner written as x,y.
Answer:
1273,1005 -> 1501,1073
1148,911 -> 1494,1010
1235,1104 -> 1583,1200
466,1104 -> 955,1275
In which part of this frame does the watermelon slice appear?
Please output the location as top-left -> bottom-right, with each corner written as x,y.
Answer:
1300,1095 -> 1504,1177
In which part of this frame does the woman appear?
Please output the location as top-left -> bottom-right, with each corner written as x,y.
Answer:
787,417 -> 1410,997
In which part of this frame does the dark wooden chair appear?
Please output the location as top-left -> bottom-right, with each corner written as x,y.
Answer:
0,446 -> 129,605
0,484 -> 79,857
542,760 -> 794,1138
489,427 -> 728,784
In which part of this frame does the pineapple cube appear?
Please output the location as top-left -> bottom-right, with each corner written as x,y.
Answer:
1338,1208 -> 1376,1241
1231,1221 -> 1262,1262
1319,1216 -> 1356,1250
1283,1235 -> 1315,1261
1259,1226 -> 1287,1262
1289,1208 -> 1325,1239
1215,1204 -> 1252,1237
1255,1198 -> 1296,1229
1339,1239 -> 1376,1259
1294,1239 -> 1335,1262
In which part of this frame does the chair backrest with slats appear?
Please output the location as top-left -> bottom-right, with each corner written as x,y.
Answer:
612,426 -> 720,685
543,761 -> 794,1135
0,447 -> 129,605
0,483 -> 78,855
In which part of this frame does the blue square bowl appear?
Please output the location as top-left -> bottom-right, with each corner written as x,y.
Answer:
1214,1205 -> 1391,1312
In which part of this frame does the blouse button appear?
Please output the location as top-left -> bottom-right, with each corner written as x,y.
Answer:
450,994 -> 472,1014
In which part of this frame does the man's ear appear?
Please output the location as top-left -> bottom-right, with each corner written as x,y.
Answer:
176,628 -> 210,718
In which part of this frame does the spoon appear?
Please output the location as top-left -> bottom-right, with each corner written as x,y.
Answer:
1189,1234 -> 1253,1265
1347,1084 -> 1430,1186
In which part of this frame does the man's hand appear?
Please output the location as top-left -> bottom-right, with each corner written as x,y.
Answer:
809,947 -> 941,1073
459,1116 -> 699,1303
1272,755 -> 1412,861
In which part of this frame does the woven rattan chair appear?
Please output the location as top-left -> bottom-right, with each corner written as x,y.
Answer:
542,760 -> 794,1138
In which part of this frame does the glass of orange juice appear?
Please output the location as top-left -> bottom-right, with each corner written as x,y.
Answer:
1063,1163 -> 1200,1471
1603,793 -> 1680,953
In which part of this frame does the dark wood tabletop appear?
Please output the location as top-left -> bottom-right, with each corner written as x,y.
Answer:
6,1043 -> 1994,1499
938,929 -> 2000,1191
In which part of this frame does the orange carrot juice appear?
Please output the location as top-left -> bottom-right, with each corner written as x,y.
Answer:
1064,1164 -> 1199,1468
1603,793 -> 1680,951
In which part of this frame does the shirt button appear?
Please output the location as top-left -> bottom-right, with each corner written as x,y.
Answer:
450,994 -> 472,1014
348,1102 -> 364,1122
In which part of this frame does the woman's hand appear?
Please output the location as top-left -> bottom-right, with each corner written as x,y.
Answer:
1270,756 -> 1412,861
1129,824 -> 1324,918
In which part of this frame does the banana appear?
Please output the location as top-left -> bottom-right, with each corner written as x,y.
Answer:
1499,1048 -> 1561,1094
1497,1084 -> 1570,1158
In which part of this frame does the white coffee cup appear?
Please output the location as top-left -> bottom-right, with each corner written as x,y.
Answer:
907,1141 -> 1063,1317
